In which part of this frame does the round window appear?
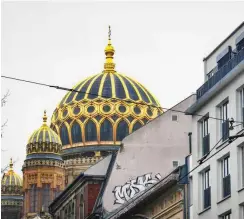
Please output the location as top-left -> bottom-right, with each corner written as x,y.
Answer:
62,109 -> 68,118
147,108 -> 153,116
73,107 -> 80,115
103,105 -> 111,112
87,106 -> 95,113
119,105 -> 126,113
134,106 -> 141,114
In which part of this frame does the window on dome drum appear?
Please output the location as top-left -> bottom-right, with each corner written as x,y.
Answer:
100,119 -> 113,141
60,124 -> 70,145
134,106 -> 141,114
116,120 -> 129,141
133,121 -> 142,132
85,120 -> 97,141
42,183 -> 51,212
71,122 -> 82,144
30,184 -> 37,213
119,105 -> 126,113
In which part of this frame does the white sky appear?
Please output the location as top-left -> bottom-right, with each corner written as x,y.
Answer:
1,1 -> 244,175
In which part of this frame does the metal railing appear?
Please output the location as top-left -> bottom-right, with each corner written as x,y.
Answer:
204,187 -> 211,209
202,134 -> 210,156
197,48 -> 244,100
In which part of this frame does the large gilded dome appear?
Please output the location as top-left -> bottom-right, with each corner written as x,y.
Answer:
51,35 -> 162,153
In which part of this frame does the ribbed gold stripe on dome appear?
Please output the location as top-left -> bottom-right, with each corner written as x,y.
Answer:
84,74 -> 102,99
36,129 -> 41,143
14,173 -> 17,185
137,82 -> 161,107
28,129 -> 37,144
98,73 -> 107,96
115,73 -> 130,99
72,75 -> 96,102
10,172 -> 12,186
131,77 -> 153,105
43,127 -> 46,143
124,76 -> 142,101
110,73 -> 116,98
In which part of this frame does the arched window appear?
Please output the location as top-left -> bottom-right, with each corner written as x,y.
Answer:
116,120 -> 129,141
80,194 -> 84,219
71,122 -> 82,144
100,119 -> 113,141
42,183 -> 51,212
60,124 -> 70,145
132,121 -> 142,132
85,120 -> 97,141
30,184 -> 37,213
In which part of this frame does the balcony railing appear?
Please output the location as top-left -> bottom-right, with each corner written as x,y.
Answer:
197,47 -> 244,100
223,174 -> 231,198
202,134 -> 210,156
203,187 -> 211,209
222,120 -> 229,142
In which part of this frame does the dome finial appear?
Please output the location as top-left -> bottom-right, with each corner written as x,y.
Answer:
9,157 -> 13,170
43,110 -> 47,124
103,25 -> 116,73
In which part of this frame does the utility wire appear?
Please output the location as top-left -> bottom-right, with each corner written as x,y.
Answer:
2,75 -> 244,125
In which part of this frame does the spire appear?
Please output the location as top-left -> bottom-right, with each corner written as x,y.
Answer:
9,157 -> 13,171
103,25 -> 116,73
43,110 -> 47,125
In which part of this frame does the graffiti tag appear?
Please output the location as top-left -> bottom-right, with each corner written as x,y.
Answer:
113,173 -> 162,205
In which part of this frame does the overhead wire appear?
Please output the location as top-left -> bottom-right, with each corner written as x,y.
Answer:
2,75 -> 244,125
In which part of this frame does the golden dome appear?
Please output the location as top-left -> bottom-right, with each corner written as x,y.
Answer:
1,158 -> 23,194
26,111 -> 62,158
50,28 -> 162,153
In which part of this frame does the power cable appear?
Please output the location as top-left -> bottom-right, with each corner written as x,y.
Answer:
2,75 -> 244,125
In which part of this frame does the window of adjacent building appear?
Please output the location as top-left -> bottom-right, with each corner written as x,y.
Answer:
172,115 -> 178,121
42,183 -> 51,212
220,101 -> 229,141
203,168 -> 211,209
220,212 -> 232,219
189,176 -> 193,206
30,184 -> 37,213
222,155 -> 231,198
80,194 -> 84,219
240,87 -> 244,127
202,117 -> 210,156
239,145 -> 244,189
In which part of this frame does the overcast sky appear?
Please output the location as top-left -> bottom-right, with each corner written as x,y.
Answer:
1,1 -> 244,175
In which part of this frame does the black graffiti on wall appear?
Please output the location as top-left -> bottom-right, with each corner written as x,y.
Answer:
113,173 -> 162,205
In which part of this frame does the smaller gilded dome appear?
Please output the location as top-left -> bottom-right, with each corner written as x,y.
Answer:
26,111 -> 62,159
1,158 -> 22,194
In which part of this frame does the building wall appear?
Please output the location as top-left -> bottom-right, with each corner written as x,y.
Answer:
139,185 -> 184,219
102,95 -> 195,213
204,24 -> 244,79
53,181 -> 101,219
22,164 -> 65,217
191,67 -> 244,217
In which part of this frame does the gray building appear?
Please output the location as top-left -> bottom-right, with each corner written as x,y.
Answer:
186,22 -> 244,219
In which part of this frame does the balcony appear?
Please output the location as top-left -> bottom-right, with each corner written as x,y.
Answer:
197,47 -> 244,100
